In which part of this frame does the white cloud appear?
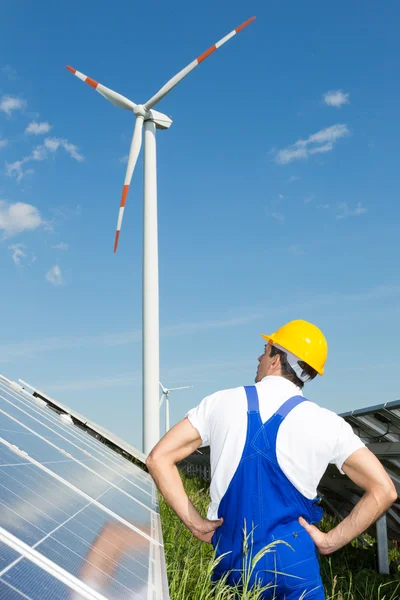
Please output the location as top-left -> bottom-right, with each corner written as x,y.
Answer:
46,265 -> 63,286
317,204 -> 330,209
8,243 -> 26,266
298,125 -> 349,147
0,201 -> 42,238
5,160 -> 35,183
119,155 -> 128,164
44,137 -> 84,161
0,139 -> 7,149
25,121 -> 52,135
323,90 -> 350,108
32,146 -> 47,161
52,242 -> 69,250
309,142 -> 333,155
6,136 -> 84,182
276,124 -> 349,165
271,212 -> 285,223
276,147 -> 307,165
288,176 -> 299,183
336,202 -> 367,220
304,195 -> 314,204
0,95 -> 26,116
278,193 -> 284,200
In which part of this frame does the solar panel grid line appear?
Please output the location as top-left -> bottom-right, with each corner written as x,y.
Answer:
0,447 -> 155,559
0,464 -> 75,543
0,476 -> 131,581
14,393 -> 152,487
36,528 -> 149,597
1,449 -> 159,597
17,378 -> 147,465
0,493 -> 96,578
0,527 -> 108,600
66,504 -> 151,569
2,459 -> 92,468
0,579 -> 32,599
1,461 -> 152,578
0,382 -> 153,493
0,384 -> 153,488
0,437 -> 161,547
0,406 -> 156,515
0,400 -> 157,512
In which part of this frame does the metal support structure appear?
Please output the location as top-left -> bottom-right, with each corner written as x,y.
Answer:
142,120 -> 160,455
376,513 -> 390,574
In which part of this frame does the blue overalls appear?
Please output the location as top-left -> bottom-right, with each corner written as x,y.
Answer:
212,386 -> 325,599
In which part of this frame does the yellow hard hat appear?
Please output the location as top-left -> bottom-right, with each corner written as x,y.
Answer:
261,319 -> 328,376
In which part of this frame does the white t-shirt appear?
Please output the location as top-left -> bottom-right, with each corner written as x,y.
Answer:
187,376 -> 365,520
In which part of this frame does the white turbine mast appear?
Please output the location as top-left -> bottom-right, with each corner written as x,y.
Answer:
159,382 -> 193,433
67,17 -> 255,455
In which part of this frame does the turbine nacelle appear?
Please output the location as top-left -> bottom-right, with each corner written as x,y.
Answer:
149,109 -> 173,130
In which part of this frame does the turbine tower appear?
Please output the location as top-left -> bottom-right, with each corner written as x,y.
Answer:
159,382 -> 193,433
67,17 -> 255,455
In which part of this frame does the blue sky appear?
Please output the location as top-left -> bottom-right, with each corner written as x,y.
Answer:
1,0 -> 400,451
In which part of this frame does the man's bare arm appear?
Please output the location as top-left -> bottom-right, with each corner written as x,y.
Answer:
146,417 -> 223,543
300,447 -> 397,554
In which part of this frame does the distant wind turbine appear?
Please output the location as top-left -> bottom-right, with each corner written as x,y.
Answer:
159,382 -> 193,433
66,17 -> 256,454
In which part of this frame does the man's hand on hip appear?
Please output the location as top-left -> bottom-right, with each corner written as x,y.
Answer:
190,517 -> 224,544
298,517 -> 336,555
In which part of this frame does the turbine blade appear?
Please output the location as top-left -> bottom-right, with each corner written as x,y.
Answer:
114,116 -> 144,252
159,394 -> 165,408
169,386 -> 193,391
159,381 -> 168,394
144,17 -> 255,110
66,66 -> 136,111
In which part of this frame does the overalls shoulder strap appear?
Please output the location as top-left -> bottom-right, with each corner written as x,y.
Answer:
275,394 -> 305,418
244,385 -> 259,412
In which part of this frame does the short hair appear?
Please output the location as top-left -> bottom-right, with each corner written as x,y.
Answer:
269,345 -> 318,389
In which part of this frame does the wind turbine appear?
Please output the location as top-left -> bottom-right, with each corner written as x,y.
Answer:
66,17 -> 255,455
159,382 -> 193,433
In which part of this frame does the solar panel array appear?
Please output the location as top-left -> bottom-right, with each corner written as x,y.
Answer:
0,374 -> 170,600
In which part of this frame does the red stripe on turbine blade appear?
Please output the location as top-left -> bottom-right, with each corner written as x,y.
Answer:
114,230 -> 120,253
66,66 -> 76,74
85,77 -> 98,89
197,44 -> 217,64
235,16 -> 256,33
120,185 -> 129,207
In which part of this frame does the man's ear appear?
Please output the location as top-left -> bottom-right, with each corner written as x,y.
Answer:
271,353 -> 280,369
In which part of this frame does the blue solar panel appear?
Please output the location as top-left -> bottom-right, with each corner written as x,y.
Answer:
0,380 -> 153,493
0,375 -> 169,599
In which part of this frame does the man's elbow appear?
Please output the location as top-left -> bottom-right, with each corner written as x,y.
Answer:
145,451 -> 158,474
146,448 -> 169,474
373,479 -> 398,510
386,481 -> 398,506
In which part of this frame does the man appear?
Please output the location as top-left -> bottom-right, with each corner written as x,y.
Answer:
147,320 -> 397,599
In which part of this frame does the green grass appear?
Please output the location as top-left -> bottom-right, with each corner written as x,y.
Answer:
160,477 -> 400,600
